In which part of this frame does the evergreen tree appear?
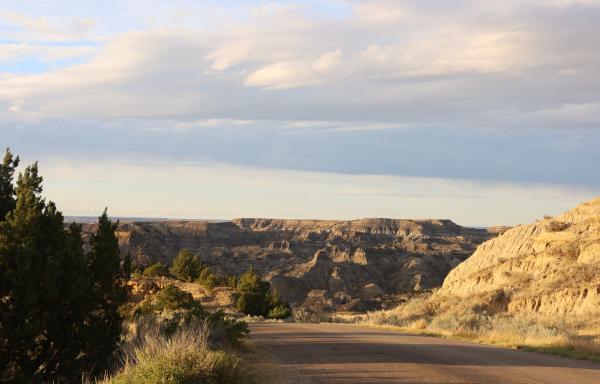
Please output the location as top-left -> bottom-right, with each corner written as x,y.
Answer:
0,148 -> 19,220
83,209 -> 126,375
0,163 -> 91,382
197,267 -> 218,290
170,249 -> 202,281
235,266 -> 291,318
0,154 -> 128,382
236,266 -> 272,317
143,262 -> 169,277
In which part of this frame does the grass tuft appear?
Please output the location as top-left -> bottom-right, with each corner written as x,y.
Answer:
101,322 -> 247,384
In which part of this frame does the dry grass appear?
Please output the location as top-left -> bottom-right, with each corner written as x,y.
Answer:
99,318 -> 281,384
332,292 -> 600,363
100,322 -> 246,384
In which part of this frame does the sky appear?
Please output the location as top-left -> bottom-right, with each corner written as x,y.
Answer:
1,0 -> 599,226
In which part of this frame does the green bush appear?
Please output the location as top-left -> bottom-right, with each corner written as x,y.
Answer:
235,267 -> 291,318
237,292 -> 271,317
196,267 -> 218,290
170,250 -> 202,281
143,262 -> 169,277
268,304 -> 292,320
152,285 -> 202,312
133,285 -> 248,347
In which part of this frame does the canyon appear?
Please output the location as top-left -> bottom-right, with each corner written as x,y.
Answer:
80,218 -> 501,311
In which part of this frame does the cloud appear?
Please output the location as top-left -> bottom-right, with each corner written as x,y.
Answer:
531,102 -> 600,124
283,120 -> 405,132
0,3 -> 596,111
1,0 -> 599,202
8,102 -> 22,113
358,29 -> 525,77
244,49 -> 343,89
1,11 -> 97,41
205,40 -> 256,72
4,117 -> 599,190
0,1 -> 598,121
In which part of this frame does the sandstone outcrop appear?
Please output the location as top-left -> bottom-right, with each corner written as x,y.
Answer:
439,197 -> 600,315
81,218 -> 497,311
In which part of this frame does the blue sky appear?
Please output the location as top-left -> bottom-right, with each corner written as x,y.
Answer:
1,0 -> 599,226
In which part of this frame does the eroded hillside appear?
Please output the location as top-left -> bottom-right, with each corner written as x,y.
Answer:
82,218 -> 498,310
439,197 -> 600,315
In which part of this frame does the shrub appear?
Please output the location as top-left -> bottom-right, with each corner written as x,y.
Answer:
268,304 -> 292,320
133,285 -> 248,347
235,267 -> 291,318
544,220 -> 570,232
204,310 -> 250,348
143,262 -> 169,277
197,267 -> 218,290
102,323 -> 245,384
151,285 -> 203,313
170,250 -> 202,281
236,267 -> 272,317
292,307 -> 321,323
237,292 -> 270,317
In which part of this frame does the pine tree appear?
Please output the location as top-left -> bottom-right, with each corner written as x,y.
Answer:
170,249 -> 202,281
83,209 -> 126,375
0,149 -> 17,376
0,148 -> 19,220
236,266 -> 272,317
0,163 -> 91,382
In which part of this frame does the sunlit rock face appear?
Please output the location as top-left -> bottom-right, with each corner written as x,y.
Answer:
80,217 -> 497,311
440,197 -> 600,316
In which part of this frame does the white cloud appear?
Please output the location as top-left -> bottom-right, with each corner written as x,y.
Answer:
6,99 -> 24,113
312,49 -> 343,72
243,48 -> 344,90
205,40 -> 256,72
1,11 -> 97,41
245,60 -> 326,89
359,29 -> 526,77
195,118 -> 254,127
0,1 -> 598,123
283,119 -> 406,132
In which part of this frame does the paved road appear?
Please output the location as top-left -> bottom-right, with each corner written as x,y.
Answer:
249,322 -> 600,384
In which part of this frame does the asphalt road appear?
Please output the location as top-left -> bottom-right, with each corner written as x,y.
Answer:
249,322 -> 600,384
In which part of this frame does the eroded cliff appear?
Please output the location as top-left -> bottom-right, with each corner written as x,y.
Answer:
439,197 -> 600,315
82,218 -> 497,310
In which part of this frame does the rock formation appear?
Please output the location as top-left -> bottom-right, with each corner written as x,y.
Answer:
439,197 -> 600,315
80,218 -> 497,310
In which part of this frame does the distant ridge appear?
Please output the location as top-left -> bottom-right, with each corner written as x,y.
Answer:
64,216 -> 222,224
